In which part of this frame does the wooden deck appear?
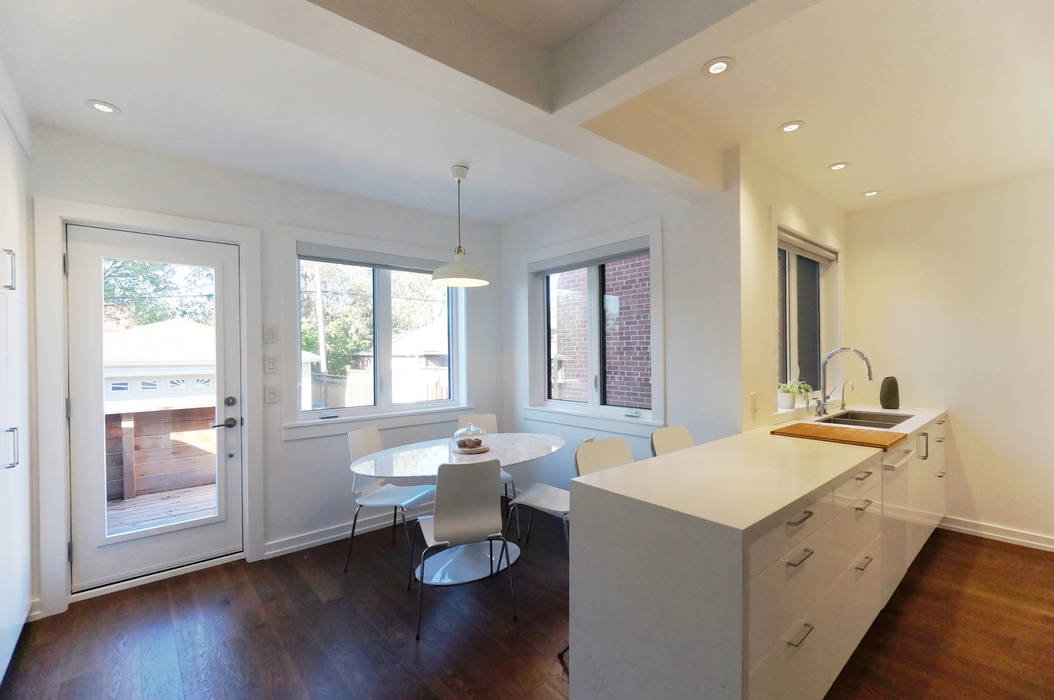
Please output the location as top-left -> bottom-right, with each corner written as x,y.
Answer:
105,484 -> 218,536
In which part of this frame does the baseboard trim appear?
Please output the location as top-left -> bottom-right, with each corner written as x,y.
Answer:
939,516 -> 1054,552
262,503 -> 434,559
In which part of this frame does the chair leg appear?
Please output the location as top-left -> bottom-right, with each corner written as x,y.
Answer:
557,644 -> 569,660
561,514 -> 570,551
416,546 -> 437,641
523,507 -> 536,548
498,537 -> 517,622
400,507 -> 415,590
489,539 -> 494,577
511,480 -> 521,541
343,504 -> 364,572
392,506 -> 398,541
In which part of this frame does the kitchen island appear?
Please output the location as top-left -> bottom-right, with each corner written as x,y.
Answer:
568,406 -> 946,699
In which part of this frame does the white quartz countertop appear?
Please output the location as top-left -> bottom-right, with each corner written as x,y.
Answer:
572,405 -> 945,532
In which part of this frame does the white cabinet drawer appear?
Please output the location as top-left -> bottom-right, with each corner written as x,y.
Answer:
747,487 -> 835,578
748,534 -> 884,700
830,479 -> 882,566
748,519 -> 843,667
832,453 -> 882,504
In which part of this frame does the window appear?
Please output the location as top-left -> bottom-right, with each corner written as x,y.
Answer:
778,240 -> 830,391
545,252 -> 652,413
169,379 -> 185,390
140,379 -> 158,391
298,256 -> 454,417
109,381 -> 129,392
195,377 -> 212,387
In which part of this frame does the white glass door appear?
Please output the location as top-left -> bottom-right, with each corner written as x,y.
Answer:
67,224 -> 243,591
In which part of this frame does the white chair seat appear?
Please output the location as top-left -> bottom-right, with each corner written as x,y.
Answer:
357,484 -> 435,509
500,468 -> 513,484
510,483 -> 569,518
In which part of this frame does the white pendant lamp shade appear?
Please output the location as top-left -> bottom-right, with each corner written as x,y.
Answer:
431,248 -> 490,287
432,164 -> 490,287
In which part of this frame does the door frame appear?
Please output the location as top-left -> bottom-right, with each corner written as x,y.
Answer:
33,197 -> 263,619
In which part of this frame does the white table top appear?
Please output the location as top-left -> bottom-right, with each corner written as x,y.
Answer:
350,432 -> 566,479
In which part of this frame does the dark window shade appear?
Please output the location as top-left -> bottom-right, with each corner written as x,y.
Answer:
777,248 -> 789,385
795,255 -> 821,388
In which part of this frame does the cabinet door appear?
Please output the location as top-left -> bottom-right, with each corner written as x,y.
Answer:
881,445 -> 913,605
931,419 -> 948,520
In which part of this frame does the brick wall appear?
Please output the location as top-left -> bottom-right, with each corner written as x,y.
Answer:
603,254 -> 652,410
550,267 -> 589,402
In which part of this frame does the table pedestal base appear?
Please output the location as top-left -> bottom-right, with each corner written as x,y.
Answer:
415,541 -> 520,586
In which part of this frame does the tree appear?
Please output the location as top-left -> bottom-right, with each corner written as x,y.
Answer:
103,258 -> 215,328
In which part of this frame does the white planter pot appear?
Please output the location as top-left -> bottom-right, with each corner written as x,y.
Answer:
777,392 -> 796,410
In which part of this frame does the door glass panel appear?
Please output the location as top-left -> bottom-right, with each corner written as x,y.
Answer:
390,270 -> 450,404
101,257 -> 219,536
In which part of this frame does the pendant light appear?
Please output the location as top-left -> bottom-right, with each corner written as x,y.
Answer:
432,164 -> 490,287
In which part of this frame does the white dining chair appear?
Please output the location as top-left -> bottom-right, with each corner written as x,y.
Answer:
413,459 -> 517,640
509,433 -> 595,548
650,425 -> 694,456
458,412 -> 519,533
575,436 -> 635,476
343,426 -> 436,588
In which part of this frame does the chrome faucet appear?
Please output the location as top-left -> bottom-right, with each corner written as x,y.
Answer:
817,347 -> 872,416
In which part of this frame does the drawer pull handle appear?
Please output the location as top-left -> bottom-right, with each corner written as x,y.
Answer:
2,249 -> 14,291
937,419 -> 946,425
854,470 -> 873,481
936,437 -> 945,443
883,449 -> 915,472
855,555 -> 874,572
854,499 -> 873,512
785,622 -> 814,648
936,471 -> 946,478
786,510 -> 814,527
784,548 -> 814,567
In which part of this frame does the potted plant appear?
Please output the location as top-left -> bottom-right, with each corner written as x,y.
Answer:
777,379 -> 813,410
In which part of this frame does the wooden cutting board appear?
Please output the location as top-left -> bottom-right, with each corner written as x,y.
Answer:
770,422 -> 907,451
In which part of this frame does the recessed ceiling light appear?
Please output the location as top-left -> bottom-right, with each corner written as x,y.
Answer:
703,57 -> 734,75
863,190 -> 880,197
87,99 -> 121,114
779,120 -> 804,133
828,162 -> 849,171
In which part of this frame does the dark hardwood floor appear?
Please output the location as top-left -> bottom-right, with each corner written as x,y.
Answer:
2,522 -> 1052,699
1,512 -> 572,700
829,529 -> 1054,699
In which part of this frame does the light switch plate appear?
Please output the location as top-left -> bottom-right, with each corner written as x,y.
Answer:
264,386 -> 280,404
263,325 -> 279,344
263,355 -> 279,373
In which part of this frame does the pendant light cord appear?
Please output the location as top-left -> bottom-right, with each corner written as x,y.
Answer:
456,178 -> 463,254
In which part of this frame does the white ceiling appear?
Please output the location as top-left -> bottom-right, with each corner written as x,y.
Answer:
460,0 -> 622,47
0,0 -> 619,222
588,0 -> 1054,209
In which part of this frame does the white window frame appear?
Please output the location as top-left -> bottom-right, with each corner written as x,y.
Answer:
281,228 -> 467,439
523,219 -> 664,436
778,228 -> 837,401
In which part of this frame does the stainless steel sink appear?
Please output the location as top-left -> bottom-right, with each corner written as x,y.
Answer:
816,411 -> 913,430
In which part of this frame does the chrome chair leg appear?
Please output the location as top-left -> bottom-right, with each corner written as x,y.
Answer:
523,507 -> 536,547
416,545 -> 441,640
391,506 -> 398,541
497,537 -> 518,621
343,504 -> 364,572
400,507 -> 415,590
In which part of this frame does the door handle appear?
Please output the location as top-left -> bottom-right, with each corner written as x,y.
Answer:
920,432 -> 930,460
3,427 -> 17,468
212,417 -> 238,429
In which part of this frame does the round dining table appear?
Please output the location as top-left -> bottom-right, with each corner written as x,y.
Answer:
350,432 -> 565,585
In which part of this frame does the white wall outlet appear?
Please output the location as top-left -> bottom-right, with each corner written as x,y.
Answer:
264,386 -> 280,404
263,355 -> 279,373
263,325 -> 279,344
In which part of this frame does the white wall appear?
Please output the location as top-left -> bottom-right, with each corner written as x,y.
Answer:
498,175 -> 742,487
739,151 -> 848,430
29,124 -> 503,561
845,171 -> 1054,548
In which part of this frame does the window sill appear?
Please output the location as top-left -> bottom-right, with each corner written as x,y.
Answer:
282,404 -> 471,441
520,405 -> 661,438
